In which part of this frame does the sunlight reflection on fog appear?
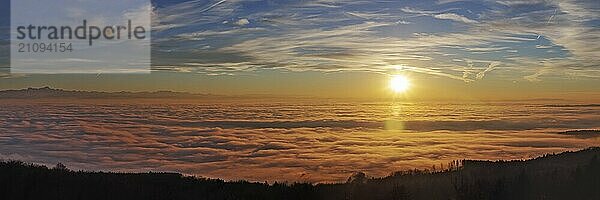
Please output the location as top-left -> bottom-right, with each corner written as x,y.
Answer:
0,102 -> 599,182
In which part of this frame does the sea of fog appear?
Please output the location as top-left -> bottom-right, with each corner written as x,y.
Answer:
1,102 -> 599,182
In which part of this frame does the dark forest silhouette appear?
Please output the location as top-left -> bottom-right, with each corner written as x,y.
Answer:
1,147 -> 599,200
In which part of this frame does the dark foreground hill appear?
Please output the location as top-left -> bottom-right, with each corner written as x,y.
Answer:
1,148 -> 599,200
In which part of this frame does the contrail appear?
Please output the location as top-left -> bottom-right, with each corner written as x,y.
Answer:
537,9 -> 557,40
547,9 -> 557,24
199,0 -> 227,13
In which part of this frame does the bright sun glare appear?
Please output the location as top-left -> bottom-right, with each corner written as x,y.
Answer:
390,75 -> 410,93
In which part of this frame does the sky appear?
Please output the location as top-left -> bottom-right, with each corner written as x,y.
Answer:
0,0 -> 599,100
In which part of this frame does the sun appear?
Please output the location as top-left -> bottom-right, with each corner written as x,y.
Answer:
390,75 -> 410,93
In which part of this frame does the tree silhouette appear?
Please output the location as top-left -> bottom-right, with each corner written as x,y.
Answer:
0,147 -> 599,200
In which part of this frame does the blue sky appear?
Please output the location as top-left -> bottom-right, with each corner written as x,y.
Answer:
0,0 -> 599,99
146,0 -> 599,81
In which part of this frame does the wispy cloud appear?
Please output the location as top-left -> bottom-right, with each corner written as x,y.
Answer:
434,13 -> 478,24
476,61 -> 500,80
144,0 -> 600,82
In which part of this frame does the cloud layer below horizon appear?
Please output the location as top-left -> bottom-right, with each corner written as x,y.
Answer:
1,102 -> 598,182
